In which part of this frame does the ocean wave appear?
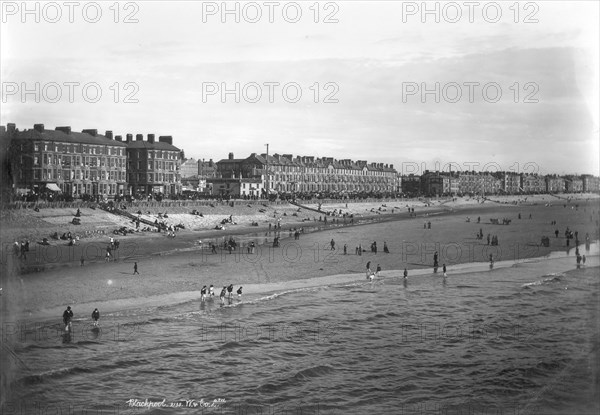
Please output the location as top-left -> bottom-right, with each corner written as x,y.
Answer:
522,274 -> 564,288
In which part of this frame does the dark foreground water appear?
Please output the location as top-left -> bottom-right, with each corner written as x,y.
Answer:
2,250 -> 599,415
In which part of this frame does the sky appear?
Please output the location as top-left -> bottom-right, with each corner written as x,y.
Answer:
1,0 -> 598,176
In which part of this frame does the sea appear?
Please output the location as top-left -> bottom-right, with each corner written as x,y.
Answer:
2,245 -> 599,415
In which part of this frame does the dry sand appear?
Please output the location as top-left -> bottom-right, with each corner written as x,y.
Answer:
1,194 -> 598,321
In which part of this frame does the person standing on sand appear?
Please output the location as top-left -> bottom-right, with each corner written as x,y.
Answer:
63,306 -> 73,332
201,286 -> 207,302
403,268 -> 408,279
376,264 -> 381,277
489,254 -> 494,268
91,308 -> 100,327
237,286 -> 243,299
227,284 -> 234,298
443,264 -> 447,277
343,244 -> 347,255
220,286 -> 227,305
133,262 -> 139,275
210,285 -> 215,297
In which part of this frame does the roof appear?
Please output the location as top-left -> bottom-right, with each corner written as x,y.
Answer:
125,141 -> 180,151
15,128 -> 127,147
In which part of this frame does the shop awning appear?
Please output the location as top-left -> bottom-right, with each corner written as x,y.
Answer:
46,183 -> 61,192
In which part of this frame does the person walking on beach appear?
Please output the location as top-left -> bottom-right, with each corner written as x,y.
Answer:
133,262 -> 139,275
237,286 -> 243,299
383,242 -> 389,253
227,284 -> 234,299
63,306 -> 73,332
219,286 -> 227,305
433,252 -> 439,267
343,244 -> 347,255
489,254 -> 494,268
366,261 -> 371,272
442,264 -> 447,277
358,244 -> 362,255
91,308 -> 100,327
403,268 -> 408,279
200,286 -> 207,302
209,285 -> 215,297
330,239 -> 336,250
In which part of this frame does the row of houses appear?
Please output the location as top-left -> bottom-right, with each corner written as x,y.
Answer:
415,171 -> 600,196
210,152 -> 398,198
2,123 -> 599,200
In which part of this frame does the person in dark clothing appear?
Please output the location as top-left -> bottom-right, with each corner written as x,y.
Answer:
227,284 -> 234,298
442,264 -> 447,277
237,286 -> 243,299
63,306 -> 73,331
403,268 -> 408,279
91,308 -> 100,327
133,262 -> 139,274
220,286 -> 227,305
200,286 -> 207,302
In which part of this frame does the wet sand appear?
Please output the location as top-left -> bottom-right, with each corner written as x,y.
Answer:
1,195 -> 598,321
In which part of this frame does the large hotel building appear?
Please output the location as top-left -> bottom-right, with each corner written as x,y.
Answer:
3,123 -> 181,199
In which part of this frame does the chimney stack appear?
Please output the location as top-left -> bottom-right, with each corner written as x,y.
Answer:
148,134 -> 155,143
55,126 -> 71,134
115,135 -> 123,142
136,134 -> 143,141
34,124 -> 45,133
228,152 -> 234,160
7,123 -> 16,134
126,134 -> 133,143
105,130 -> 113,140
82,129 -> 98,137
158,136 -> 173,145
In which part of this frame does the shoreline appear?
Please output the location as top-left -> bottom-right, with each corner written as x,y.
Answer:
9,242 -> 600,324
1,195 -> 598,323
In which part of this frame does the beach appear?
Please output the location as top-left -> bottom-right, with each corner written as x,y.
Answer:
1,194 -> 598,321
1,194 -> 599,415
